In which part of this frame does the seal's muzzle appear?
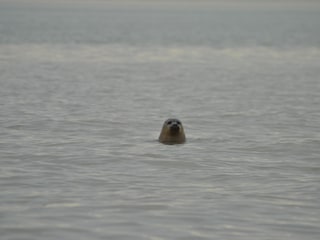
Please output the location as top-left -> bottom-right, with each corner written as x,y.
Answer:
169,124 -> 180,134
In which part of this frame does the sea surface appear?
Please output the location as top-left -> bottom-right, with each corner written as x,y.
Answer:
1,1 -> 320,240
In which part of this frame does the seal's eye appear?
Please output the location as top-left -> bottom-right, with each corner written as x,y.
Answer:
176,121 -> 181,125
167,121 -> 172,125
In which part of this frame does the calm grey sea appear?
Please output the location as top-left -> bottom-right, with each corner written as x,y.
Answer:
1,1 -> 320,240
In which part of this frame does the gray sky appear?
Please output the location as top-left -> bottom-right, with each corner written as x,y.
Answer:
1,0 -> 319,9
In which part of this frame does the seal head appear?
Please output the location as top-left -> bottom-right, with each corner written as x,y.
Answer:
158,118 -> 186,144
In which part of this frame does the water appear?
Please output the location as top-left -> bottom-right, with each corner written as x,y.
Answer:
1,1 -> 320,239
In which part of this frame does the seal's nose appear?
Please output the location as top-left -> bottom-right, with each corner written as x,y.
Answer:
170,123 -> 179,131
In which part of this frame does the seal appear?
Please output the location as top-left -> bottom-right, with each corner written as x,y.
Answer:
158,118 -> 186,144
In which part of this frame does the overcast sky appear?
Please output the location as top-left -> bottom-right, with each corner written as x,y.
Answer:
1,0 -> 319,3
1,0 -> 319,9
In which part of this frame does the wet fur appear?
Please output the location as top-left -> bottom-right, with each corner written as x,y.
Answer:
158,119 -> 186,144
